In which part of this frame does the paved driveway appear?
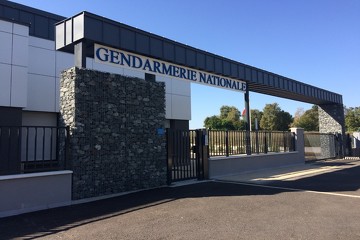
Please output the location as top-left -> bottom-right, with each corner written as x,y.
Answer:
1,159 -> 360,240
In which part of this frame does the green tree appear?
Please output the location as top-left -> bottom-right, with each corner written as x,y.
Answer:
220,106 -> 240,121
345,107 -> 360,132
260,103 -> 293,131
292,105 -> 319,131
204,105 -> 246,130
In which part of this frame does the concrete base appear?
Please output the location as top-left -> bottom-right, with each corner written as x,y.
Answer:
209,152 -> 304,178
0,171 -> 72,218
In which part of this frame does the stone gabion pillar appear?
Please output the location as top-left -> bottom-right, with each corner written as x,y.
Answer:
318,104 -> 345,158
60,67 -> 167,199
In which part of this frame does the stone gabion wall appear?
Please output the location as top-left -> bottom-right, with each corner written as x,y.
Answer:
318,104 -> 345,158
318,104 -> 345,134
60,67 -> 167,200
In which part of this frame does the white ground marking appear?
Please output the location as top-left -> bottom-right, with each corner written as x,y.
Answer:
217,180 -> 360,199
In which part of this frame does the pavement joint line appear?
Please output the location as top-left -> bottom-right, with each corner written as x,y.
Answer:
216,180 -> 360,199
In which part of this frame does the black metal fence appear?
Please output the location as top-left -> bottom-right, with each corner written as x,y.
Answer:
345,133 -> 360,157
0,126 -> 70,175
208,130 -> 295,157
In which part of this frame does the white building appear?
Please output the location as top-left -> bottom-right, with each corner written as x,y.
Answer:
0,0 -> 191,129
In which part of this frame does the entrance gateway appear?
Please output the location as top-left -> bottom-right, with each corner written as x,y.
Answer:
55,12 -> 344,189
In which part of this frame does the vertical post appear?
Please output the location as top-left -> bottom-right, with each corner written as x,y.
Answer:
196,129 -> 203,180
255,117 -> 259,154
244,83 -> 251,155
201,129 -> 209,180
264,132 -> 268,153
166,128 -> 173,185
292,132 -> 296,151
291,128 -> 305,162
74,41 -> 87,68
225,130 -> 229,157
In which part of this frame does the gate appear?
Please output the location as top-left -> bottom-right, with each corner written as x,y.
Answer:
304,132 -> 342,161
166,129 -> 208,184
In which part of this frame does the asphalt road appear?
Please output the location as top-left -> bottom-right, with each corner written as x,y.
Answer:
1,160 -> 360,240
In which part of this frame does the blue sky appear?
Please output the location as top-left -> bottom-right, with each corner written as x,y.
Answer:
12,0 -> 360,128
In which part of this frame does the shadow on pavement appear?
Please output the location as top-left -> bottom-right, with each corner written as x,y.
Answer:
1,160 -> 360,239
0,181 -> 285,239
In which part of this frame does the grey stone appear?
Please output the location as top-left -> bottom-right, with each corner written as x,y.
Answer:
59,67 -> 167,200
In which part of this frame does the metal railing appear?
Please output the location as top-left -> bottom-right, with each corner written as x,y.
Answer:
208,130 -> 295,157
0,126 -> 70,175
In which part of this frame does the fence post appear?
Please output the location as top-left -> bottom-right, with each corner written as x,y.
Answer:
283,132 -> 287,152
201,129 -> 209,180
225,130 -> 229,157
255,130 -> 259,154
264,132 -> 268,154
290,128 -> 305,162
292,132 -> 296,151
196,129 -> 203,180
166,128 -> 173,185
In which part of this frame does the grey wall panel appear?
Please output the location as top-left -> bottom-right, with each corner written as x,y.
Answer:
230,63 -> 237,78
215,58 -> 222,73
263,73 -> 269,85
34,15 -> 49,39
1,1 -> 65,40
150,38 -> 163,58
3,6 -> 18,19
284,79 -> 288,91
274,76 -> 279,88
19,11 -> 34,35
104,22 -> 119,47
223,60 -> 230,76
238,65 -> 245,80
120,28 -> 135,51
206,55 -> 214,72
163,41 -> 174,62
245,67 -> 251,81
186,49 -> 196,67
175,45 -> 185,65
269,74 -> 274,86
251,69 -> 257,83
257,72 -> 263,84
85,16 -> 102,42
136,33 -> 150,55
279,77 -> 284,89
48,19 -> 57,40
197,52 -> 205,69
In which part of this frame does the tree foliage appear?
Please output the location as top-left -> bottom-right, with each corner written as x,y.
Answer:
260,103 -> 293,131
204,105 -> 246,130
204,104 -> 294,131
292,105 -> 319,131
345,107 -> 360,132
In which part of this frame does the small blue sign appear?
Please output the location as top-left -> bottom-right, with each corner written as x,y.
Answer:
157,128 -> 165,135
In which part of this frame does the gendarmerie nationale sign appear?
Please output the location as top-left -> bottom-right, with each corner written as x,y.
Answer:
94,44 -> 247,93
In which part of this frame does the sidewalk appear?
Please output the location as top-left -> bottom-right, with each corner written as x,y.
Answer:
213,158 -> 360,184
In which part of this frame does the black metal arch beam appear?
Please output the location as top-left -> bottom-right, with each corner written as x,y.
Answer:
52,11 -> 342,106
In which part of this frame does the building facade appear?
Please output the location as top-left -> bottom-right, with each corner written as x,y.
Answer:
0,0 -> 191,130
